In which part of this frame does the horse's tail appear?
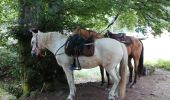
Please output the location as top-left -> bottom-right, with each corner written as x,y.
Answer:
138,40 -> 144,76
119,43 -> 128,99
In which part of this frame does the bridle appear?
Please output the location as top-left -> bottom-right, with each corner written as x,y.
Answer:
35,33 -> 39,50
33,33 -> 46,57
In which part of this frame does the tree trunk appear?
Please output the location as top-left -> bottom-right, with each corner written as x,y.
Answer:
17,0 -> 66,94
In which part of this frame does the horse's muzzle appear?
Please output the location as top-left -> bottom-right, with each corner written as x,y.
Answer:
31,51 -> 37,57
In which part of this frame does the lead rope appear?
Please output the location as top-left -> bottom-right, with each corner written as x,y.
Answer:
100,14 -> 119,34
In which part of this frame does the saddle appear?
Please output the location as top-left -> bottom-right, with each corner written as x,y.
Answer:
105,30 -> 132,45
65,34 -> 95,57
65,34 -> 95,70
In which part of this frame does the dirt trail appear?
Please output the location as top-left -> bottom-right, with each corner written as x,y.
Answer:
27,69 -> 170,100
125,69 -> 170,100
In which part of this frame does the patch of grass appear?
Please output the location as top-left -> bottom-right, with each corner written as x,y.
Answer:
0,80 -> 22,99
145,59 -> 170,71
74,67 -> 101,80
0,88 -> 16,100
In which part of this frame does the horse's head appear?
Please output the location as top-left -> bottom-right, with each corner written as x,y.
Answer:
30,28 -> 42,57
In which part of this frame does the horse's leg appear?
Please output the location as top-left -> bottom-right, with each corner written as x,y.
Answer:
99,66 -> 105,86
130,57 -> 139,88
128,56 -> 133,83
105,66 -> 120,100
62,66 -> 76,100
106,71 -> 111,87
100,65 -> 111,86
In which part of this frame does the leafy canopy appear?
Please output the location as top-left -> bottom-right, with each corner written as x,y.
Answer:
0,0 -> 169,35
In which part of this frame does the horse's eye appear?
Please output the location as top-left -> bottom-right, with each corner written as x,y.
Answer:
31,41 -> 35,46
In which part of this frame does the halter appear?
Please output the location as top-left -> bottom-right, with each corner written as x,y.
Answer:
35,33 -> 39,49
33,33 -> 46,57
31,33 -> 39,53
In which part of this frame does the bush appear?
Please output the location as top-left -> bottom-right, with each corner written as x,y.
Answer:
0,47 -> 20,79
0,81 -> 22,98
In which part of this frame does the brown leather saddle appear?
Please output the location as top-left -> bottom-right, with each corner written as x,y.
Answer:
65,34 -> 95,70
104,30 -> 132,45
65,34 -> 95,57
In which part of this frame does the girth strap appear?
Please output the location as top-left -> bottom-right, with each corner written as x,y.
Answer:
70,56 -> 81,70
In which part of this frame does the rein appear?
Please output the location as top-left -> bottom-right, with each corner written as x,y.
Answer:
54,43 -> 66,56
100,14 -> 119,33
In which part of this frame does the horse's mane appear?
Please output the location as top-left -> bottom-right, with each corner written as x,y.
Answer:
44,31 -> 67,39
38,31 -> 67,48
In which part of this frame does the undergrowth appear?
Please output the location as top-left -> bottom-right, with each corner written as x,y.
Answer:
145,59 -> 170,71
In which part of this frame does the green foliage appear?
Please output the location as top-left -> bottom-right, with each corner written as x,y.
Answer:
135,26 -> 148,35
0,47 -> 20,79
63,0 -> 170,34
64,0 -> 115,30
0,0 -> 169,35
0,0 -> 18,24
0,87 -> 17,100
0,81 -> 22,98
116,10 -> 138,30
145,59 -> 170,71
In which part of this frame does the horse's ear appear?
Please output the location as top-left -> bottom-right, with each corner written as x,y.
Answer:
32,28 -> 38,33
29,28 -> 39,35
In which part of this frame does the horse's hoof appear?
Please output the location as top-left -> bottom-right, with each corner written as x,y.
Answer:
130,84 -> 135,88
66,97 -> 73,100
101,83 -> 104,86
108,95 -> 115,100
109,98 -> 115,100
127,83 -> 132,88
66,98 -> 73,100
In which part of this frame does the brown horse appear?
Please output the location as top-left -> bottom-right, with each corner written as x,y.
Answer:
101,31 -> 145,87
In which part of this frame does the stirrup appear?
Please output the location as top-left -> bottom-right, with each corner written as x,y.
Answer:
70,57 -> 82,70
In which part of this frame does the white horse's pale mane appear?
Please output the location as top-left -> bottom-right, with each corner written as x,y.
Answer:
38,31 -> 67,50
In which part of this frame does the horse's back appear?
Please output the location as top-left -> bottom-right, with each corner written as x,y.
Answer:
96,38 -> 123,51
95,38 -> 124,59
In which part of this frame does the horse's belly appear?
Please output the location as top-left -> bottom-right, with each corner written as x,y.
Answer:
78,56 -> 100,69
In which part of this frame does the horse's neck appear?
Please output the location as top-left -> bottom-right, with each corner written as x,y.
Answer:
39,32 -> 66,54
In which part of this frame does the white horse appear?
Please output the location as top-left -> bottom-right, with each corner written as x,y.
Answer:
30,29 -> 128,100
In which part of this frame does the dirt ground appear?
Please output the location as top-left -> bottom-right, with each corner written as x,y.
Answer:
27,68 -> 170,100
